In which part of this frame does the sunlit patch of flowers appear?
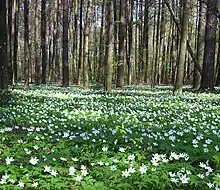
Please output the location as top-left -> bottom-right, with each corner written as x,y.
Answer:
0,84 -> 220,189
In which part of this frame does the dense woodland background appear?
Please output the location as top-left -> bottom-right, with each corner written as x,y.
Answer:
0,0 -> 220,93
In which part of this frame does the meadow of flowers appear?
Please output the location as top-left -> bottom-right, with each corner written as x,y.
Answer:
0,85 -> 220,189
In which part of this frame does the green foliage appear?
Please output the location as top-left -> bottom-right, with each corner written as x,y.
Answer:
0,90 -> 14,106
0,85 -> 220,189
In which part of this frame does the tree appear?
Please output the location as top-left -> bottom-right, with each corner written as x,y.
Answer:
35,0 -> 40,85
41,0 -> 47,84
127,0 -> 133,85
76,0 -> 84,85
62,0 -> 69,86
83,0 -> 92,89
24,0 -> 30,88
0,0 -> 8,89
8,0 -> 14,85
216,24 -> 220,86
13,0 -> 20,84
104,0 -> 114,92
200,0 -> 218,91
116,0 -> 126,88
193,0 -> 206,89
173,0 -> 189,94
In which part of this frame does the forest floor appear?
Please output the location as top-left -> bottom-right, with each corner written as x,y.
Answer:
0,84 -> 220,189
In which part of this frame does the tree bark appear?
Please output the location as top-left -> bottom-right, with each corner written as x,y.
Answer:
104,0 -> 114,92
76,0 -> 84,85
35,0 -> 40,85
83,0 -> 92,89
0,0 -> 8,89
62,0 -> 69,86
8,0 -> 14,85
24,0 -> 30,88
174,0 -> 189,94
200,0 -> 218,91
216,24 -> 220,86
193,0 -> 206,89
41,0 -> 47,84
116,0 -> 126,88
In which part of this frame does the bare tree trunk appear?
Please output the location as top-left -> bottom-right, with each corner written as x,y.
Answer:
8,0 -> 14,85
200,0 -> 218,91
13,0 -> 19,84
154,0 -> 161,85
0,0 -> 8,89
41,0 -> 47,84
104,0 -> 114,92
35,0 -> 40,85
174,0 -> 189,94
97,0 -> 105,83
83,0 -> 92,89
24,0 -> 29,88
127,0 -> 133,85
216,23 -> 220,86
62,0 -> 69,86
116,0 -> 126,88
143,0 -> 149,84
76,0 -> 84,85
193,0 -> 206,89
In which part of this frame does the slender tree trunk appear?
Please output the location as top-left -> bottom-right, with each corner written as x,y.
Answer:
76,0 -> 84,85
93,1 -> 98,82
143,0 -> 149,84
104,0 -> 114,92
174,0 -> 189,94
83,0 -> 92,89
216,24 -> 220,86
154,0 -> 161,85
127,0 -> 133,85
35,0 -> 40,85
0,0 -> 8,89
62,0 -> 69,86
13,0 -> 19,84
55,0 -> 61,82
41,0 -> 47,84
116,0 -> 126,88
138,0 -> 143,83
200,0 -> 218,91
193,0 -> 206,89
97,0 -> 106,83
24,0 -> 29,88
8,0 -> 14,85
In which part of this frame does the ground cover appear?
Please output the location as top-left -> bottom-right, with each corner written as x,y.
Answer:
0,85 -> 220,189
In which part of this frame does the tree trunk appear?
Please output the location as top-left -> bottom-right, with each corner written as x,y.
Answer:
173,0 -> 189,94
200,0 -> 217,91
193,0 -> 206,89
143,0 -> 149,84
116,0 -> 126,88
8,0 -> 14,85
96,0 -> 106,83
35,0 -> 40,85
41,0 -> 47,84
24,0 -> 30,88
83,0 -> 92,89
76,0 -> 84,85
127,0 -> 133,85
0,0 -> 8,89
216,24 -> 220,86
104,0 -> 114,92
154,0 -> 161,85
13,0 -> 19,84
62,0 -> 69,86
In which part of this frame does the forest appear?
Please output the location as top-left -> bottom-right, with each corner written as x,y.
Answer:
0,0 -> 220,189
